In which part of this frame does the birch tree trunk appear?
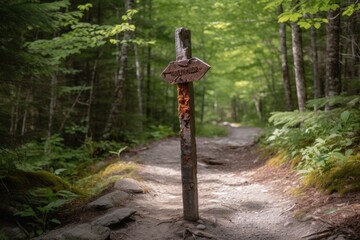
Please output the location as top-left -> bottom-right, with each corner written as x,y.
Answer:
134,44 -> 143,133
291,21 -> 307,112
325,7 -> 341,110
278,5 -> 293,111
253,95 -> 262,122
145,0 -> 152,122
102,0 -> 133,139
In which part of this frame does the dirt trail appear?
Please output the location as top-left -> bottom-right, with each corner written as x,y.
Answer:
109,126 -> 321,240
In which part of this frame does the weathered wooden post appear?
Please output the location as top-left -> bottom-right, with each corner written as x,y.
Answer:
161,28 -> 210,221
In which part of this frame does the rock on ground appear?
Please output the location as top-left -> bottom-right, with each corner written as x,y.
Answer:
1,226 -> 27,240
86,190 -> 129,211
92,208 -> 136,227
114,178 -> 144,193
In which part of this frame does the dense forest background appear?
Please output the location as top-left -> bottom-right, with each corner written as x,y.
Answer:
0,0 -> 359,238
1,0 -> 359,146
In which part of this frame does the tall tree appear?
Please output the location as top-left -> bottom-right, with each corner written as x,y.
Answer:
325,5 -> 341,110
325,6 -> 341,106
291,16 -> 307,112
310,23 -> 322,102
102,0 -> 134,139
278,4 -> 293,111
134,44 -> 143,132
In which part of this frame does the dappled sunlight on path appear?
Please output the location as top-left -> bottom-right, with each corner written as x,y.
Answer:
111,127 -> 321,240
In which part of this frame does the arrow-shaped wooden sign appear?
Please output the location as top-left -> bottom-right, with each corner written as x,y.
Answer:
161,57 -> 210,84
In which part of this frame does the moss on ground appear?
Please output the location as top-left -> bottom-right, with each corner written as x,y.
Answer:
264,150 -> 360,195
75,160 -> 138,196
266,151 -> 288,167
303,156 -> 360,195
1,169 -> 78,194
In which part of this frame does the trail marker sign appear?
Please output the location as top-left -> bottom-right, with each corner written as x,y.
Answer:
161,57 -> 210,84
160,28 -> 210,221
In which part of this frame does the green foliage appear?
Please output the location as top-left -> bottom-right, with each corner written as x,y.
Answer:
0,0 -> 72,77
84,138 -> 126,159
264,0 -> 360,28
144,125 -> 175,141
27,20 -> 135,63
109,146 -> 128,160
343,3 -> 360,16
75,160 -> 137,196
265,96 -> 360,193
0,169 -> 80,237
1,135 -> 126,181
304,158 -> 360,195
196,123 -> 229,137
14,188 -> 78,237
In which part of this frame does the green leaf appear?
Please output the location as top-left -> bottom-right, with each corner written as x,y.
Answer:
331,152 -> 345,160
298,21 -> 311,29
313,22 -> 321,29
278,14 -> 290,23
54,168 -> 66,175
77,3 -> 92,11
45,199 -> 67,210
289,13 -> 302,22
345,149 -> 353,156
340,110 -> 350,124
50,218 -> 61,224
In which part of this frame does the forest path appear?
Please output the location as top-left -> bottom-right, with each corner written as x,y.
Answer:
111,126 -> 320,240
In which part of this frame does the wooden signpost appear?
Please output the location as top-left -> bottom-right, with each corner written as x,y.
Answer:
161,28 -> 210,221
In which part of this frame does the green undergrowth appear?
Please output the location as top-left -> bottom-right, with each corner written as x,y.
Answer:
303,157 -> 360,195
0,169 -> 82,237
262,95 -> 360,195
196,123 -> 229,137
0,132 -> 144,238
0,152 -> 137,238
75,160 -> 137,196
0,121 -> 181,238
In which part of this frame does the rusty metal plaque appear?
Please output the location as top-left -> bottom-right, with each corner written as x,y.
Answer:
161,57 -> 210,84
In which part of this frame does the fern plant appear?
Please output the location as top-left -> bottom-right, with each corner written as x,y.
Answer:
15,188 -> 78,237
265,95 -> 360,193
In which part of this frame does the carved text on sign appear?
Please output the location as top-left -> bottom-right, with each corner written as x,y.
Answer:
161,57 -> 210,84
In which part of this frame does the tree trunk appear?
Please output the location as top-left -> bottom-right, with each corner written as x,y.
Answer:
145,45 -> 152,122
253,94 -> 262,122
21,89 -> 31,136
231,96 -> 239,122
309,21 -> 323,111
10,85 -> 22,137
325,7 -> 341,109
145,0 -> 152,122
134,44 -> 143,133
342,9 -> 357,94
86,50 -> 103,138
102,0 -> 133,139
291,21 -> 307,112
278,5 -> 293,111
59,88 -> 82,132
45,74 -> 57,152
114,6 -> 120,86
